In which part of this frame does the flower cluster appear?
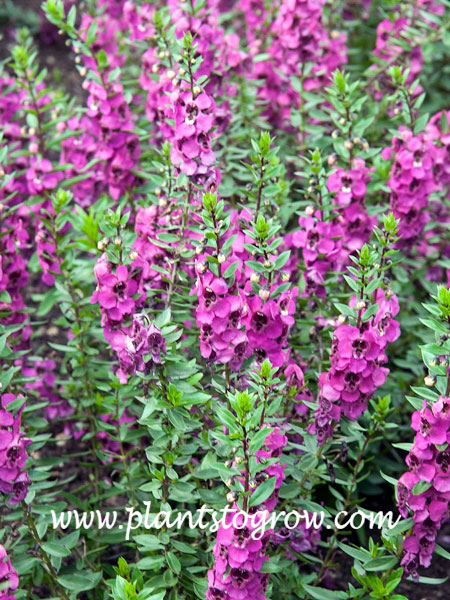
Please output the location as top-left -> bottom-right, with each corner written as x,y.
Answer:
171,90 -> 217,179
397,396 -> 450,580
206,508 -> 270,600
258,0 -> 347,128
0,394 -> 31,506
244,288 -> 298,368
310,292 -> 400,442
195,269 -> 248,367
0,544 -> 18,600
291,213 -> 345,299
382,129 -> 436,248
206,428 -> 287,600
328,158 -> 376,252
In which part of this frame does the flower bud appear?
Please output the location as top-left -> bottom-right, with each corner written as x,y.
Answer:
356,301 -> 366,310
166,70 -> 176,80
259,287 -> 270,301
218,254 -> 226,263
196,260 -> 208,274
97,237 -> 110,251
114,237 -> 122,247
424,375 -> 436,387
305,206 -> 314,216
129,250 -> 138,261
344,140 -> 353,150
251,272 -> 260,283
280,271 -> 290,282
226,491 -> 237,503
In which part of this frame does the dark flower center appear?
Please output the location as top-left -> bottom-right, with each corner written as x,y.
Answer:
204,288 -> 216,307
252,311 -> 268,330
113,281 -> 126,296
149,333 -> 163,349
352,339 -> 367,358
437,451 -> 450,472
6,445 -> 19,464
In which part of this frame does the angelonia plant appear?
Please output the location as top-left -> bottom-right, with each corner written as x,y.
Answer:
0,1 -> 449,600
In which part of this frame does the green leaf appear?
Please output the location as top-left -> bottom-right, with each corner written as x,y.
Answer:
58,571 -> 102,591
136,556 -> 165,570
41,541 -> 71,558
364,555 -> 398,571
166,551 -> 181,574
249,476 -> 276,507
273,250 -> 290,271
302,583 -> 347,600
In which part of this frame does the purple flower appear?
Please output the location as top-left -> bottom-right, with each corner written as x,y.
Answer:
0,545 -> 18,599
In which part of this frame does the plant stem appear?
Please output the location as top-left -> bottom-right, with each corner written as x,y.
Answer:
22,502 -> 70,600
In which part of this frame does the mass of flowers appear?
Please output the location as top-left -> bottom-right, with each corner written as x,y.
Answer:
0,1 -> 449,599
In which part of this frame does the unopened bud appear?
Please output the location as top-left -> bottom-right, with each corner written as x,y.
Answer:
97,237 -> 110,251
197,260 -> 208,274
218,254 -> 226,263
114,237 -> 122,246
28,127 -> 36,137
353,137 -> 361,145
356,301 -> 366,310
129,250 -> 138,261
152,64 -> 160,73
79,67 -> 87,77
251,272 -> 260,283
259,287 -> 270,301
280,271 -> 290,282
339,117 -> 346,126
305,206 -> 314,216
264,260 -> 271,268
424,375 -> 436,387
344,140 -> 353,150
193,86 -> 201,96
226,491 -> 237,503
155,188 -> 162,196
166,70 -> 176,80
158,197 -> 167,208
338,314 -> 346,324
331,130 -> 339,139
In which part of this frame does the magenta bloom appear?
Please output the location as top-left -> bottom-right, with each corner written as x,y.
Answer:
91,263 -> 140,321
398,396 -> 450,578
0,544 -> 18,598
